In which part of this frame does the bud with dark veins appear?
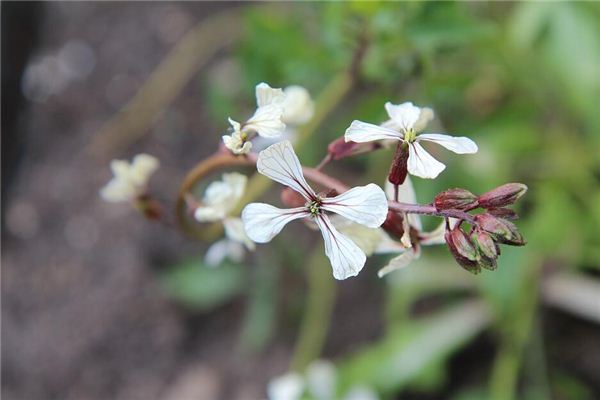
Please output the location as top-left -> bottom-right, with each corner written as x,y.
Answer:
478,183 -> 528,209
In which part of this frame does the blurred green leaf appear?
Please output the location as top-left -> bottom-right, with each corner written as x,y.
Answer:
160,260 -> 245,311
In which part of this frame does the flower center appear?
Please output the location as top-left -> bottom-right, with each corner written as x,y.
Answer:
404,128 -> 416,143
306,198 -> 322,216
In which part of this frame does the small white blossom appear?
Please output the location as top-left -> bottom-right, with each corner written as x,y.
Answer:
222,118 -> 252,155
241,140 -> 388,280
345,101 -> 478,179
194,173 -> 255,266
267,373 -> 304,400
100,154 -> 159,203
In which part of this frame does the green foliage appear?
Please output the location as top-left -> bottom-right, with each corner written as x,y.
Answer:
159,260 -> 245,311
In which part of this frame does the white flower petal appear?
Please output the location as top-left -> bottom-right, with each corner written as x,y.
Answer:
194,206 -> 225,222
100,179 -> 135,203
315,215 -> 366,280
256,140 -> 316,199
223,217 -> 255,250
414,107 -> 434,132
222,172 -> 247,205
204,239 -> 245,267
377,249 -> 417,278
321,184 -> 388,228
242,203 -> 308,243
282,85 -> 314,125
222,131 -> 252,155
255,82 -> 285,108
344,120 -> 402,143
228,117 -> 242,132
246,104 -> 286,138
384,101 -> 421,131
329,215 -> 385,256
384,177 -> 422,230
267,373 -> 304,400
417,133 -> 478,154
129,154 -> 159,186
407,142 -> 446,179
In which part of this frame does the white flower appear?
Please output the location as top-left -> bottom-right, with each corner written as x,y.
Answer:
100,154 -> 159,203
222,118 -> 253,155
345,102 -> 478,179
267,373 -> 304,400
194,173 -> 255,266
268,360 -> 379,400
241,141 -> 388,280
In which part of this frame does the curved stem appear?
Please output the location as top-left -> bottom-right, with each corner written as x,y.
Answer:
388,201 -> 476,224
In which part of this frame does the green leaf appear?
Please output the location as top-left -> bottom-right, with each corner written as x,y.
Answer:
159,260 -> 245,311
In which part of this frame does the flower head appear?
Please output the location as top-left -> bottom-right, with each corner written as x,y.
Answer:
100,154 -> 159,203
241,141 -> 388,280
345,102 -> 478,179
222,119 -> 252,155
194,172 -> 255,266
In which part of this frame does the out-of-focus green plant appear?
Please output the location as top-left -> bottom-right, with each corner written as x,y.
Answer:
141,2 -> 600,399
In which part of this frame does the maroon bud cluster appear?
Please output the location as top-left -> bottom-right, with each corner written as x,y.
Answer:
439,183 -> 527,274
434,188 -> 478,211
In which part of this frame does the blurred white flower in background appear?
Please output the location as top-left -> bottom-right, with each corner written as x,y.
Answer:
268,360 -> 379,400
345,101 -> 478,179
241,141 -> 388,280
100,154 -> 159,203
194,172 -> 255,266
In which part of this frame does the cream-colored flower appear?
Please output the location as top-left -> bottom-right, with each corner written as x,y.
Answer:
194,173 -> 255,266
100,154 -> 159,203
222,118 -> 253,155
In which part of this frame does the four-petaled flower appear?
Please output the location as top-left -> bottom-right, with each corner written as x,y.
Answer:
222,82 -> 287,154
241,140 -> 389,280
194,172 -> 255,266
100,154 -> 159,203
345,102 -> 478,179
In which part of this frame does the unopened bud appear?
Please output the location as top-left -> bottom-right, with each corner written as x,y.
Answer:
281,187 -> 306,208
382,211 -> 405,241
488,207 -> 518,220
328,137 -> 380,161
445,227 -> 481,274
475,213 -> 525,246
434,188 -> 478,211
478,183 -> 527,209
388,142 -> 409,186
471,230 -> 499,270
135,196 -> 162,220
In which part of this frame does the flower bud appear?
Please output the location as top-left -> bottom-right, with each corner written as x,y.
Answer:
487,207 -> 518,220
135,196 -> 162,220
478,183 -> 527,209
281,187 -> 306,208
471,230 -> 498,270
475,213 -> 525,246
388,142 -> 409,186
445,227 -> 481,274
382,211 -> 405,241
434,188 -> 478,211
328,137 -> 380,161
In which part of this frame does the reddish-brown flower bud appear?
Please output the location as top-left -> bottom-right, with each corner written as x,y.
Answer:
475,213 -> 525,246
445,227 -> 481,274
434,188 -> 478,211
135,196 -> 162,220
487,207 -> 518,220
471,229 -> 499,270
478,183 -> 527,209
388,142 -> 409,186
327,137 -> 380,161
281,187 -> 306,208
382,210 -> 405,240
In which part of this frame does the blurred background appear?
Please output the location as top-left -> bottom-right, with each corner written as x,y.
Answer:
2,2 -> 600,399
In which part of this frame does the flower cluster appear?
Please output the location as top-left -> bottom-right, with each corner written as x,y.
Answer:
100,82 -> 527,280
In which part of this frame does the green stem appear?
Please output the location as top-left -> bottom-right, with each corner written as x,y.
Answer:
290,250 -> 336,372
